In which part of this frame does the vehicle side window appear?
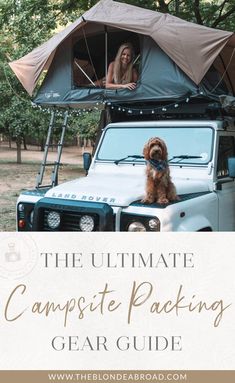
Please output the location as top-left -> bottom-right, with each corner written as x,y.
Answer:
217,136 -> 235,178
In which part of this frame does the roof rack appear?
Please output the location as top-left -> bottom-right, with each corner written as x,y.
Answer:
108,95 -> 235,122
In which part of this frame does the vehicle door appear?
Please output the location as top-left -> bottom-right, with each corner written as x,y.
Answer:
216,133 -> 235,230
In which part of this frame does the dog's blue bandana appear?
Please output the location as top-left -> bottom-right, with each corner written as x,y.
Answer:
148,159 -> 168,171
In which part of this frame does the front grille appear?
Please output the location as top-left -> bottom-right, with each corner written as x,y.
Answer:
43,209 -> 99,231
33,198 -> 114,231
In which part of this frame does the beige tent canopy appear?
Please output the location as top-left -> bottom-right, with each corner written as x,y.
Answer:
9,0 -> 235,97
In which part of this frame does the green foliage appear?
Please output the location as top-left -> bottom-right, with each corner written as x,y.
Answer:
165,1 -> 235,31
0,42 -> 48,144
71,110 -> 101,144
0,0 -> 83,156
0,1 -> 57,56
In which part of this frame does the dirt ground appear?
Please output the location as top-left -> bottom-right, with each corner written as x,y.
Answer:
0,143 -> 90,231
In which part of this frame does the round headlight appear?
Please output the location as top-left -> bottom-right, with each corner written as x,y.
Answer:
128,221 -> 146,232
79,215 -> 95,232
148,218 -> 160,231
47,211 -> 61,229
18,203 -> 24,212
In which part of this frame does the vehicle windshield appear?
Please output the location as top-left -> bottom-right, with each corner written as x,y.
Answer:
97,126 -> 213,165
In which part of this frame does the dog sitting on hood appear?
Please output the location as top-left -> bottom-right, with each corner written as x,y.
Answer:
141,137 -> 179,204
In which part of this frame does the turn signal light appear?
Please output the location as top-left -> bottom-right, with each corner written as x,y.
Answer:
18,219 -> 26,229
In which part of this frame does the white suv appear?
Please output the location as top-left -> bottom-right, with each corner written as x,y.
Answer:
17,119 -> 235,231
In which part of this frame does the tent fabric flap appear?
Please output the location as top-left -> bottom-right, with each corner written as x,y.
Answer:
8,16 -> 84,96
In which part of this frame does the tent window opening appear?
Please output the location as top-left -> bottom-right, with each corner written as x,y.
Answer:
202,64 -> 232,95
72,30 -> 140,88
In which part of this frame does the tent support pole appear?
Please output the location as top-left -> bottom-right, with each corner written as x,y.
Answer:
219,53 -> 235,94
74,59 -> 96,86
105,26 -> 108,79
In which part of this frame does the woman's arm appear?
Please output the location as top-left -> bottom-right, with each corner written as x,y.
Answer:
105,62 -> 137,90
132,67 -> 138,83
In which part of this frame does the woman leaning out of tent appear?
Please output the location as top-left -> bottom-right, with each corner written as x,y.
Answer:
105,42 -> 138,90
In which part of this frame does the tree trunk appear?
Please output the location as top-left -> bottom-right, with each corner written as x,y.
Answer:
175,0 -> 180,16
40,139 -> 44,151
7,130 -> 12,148
194,0 -> 203,25
158,0 -> 169,13
16,136 -> 22,164
22,135 -> 27,150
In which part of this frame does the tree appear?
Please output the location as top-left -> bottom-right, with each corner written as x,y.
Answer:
0,1 -> 85,162
72,110 -> 101,147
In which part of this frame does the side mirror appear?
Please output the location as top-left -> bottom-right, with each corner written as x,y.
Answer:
83,152 -> 92,175
228,157 -> 235,178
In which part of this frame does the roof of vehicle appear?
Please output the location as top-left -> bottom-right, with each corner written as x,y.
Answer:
105,120 -> 230,130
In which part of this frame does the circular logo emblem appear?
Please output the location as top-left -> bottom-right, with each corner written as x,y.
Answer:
0,234 -> 38,279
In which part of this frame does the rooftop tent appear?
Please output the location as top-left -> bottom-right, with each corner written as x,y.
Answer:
33,29 -> 202,107
9,0 -> 235,107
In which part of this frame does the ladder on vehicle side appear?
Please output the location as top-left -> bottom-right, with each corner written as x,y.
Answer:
35,109 -> 69,189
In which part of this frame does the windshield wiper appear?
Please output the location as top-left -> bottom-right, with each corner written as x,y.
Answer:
169,155 -> 202,163
114,155 -> 144,165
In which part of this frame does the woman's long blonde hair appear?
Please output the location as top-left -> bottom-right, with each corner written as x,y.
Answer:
113,43 -> 135,84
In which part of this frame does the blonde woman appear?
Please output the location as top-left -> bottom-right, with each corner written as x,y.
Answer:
105,43 -> 138,90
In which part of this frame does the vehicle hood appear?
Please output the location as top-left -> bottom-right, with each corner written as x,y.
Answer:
45,173 -> 210,207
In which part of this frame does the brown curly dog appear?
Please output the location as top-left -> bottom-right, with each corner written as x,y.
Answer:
141,137 -> 179,204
